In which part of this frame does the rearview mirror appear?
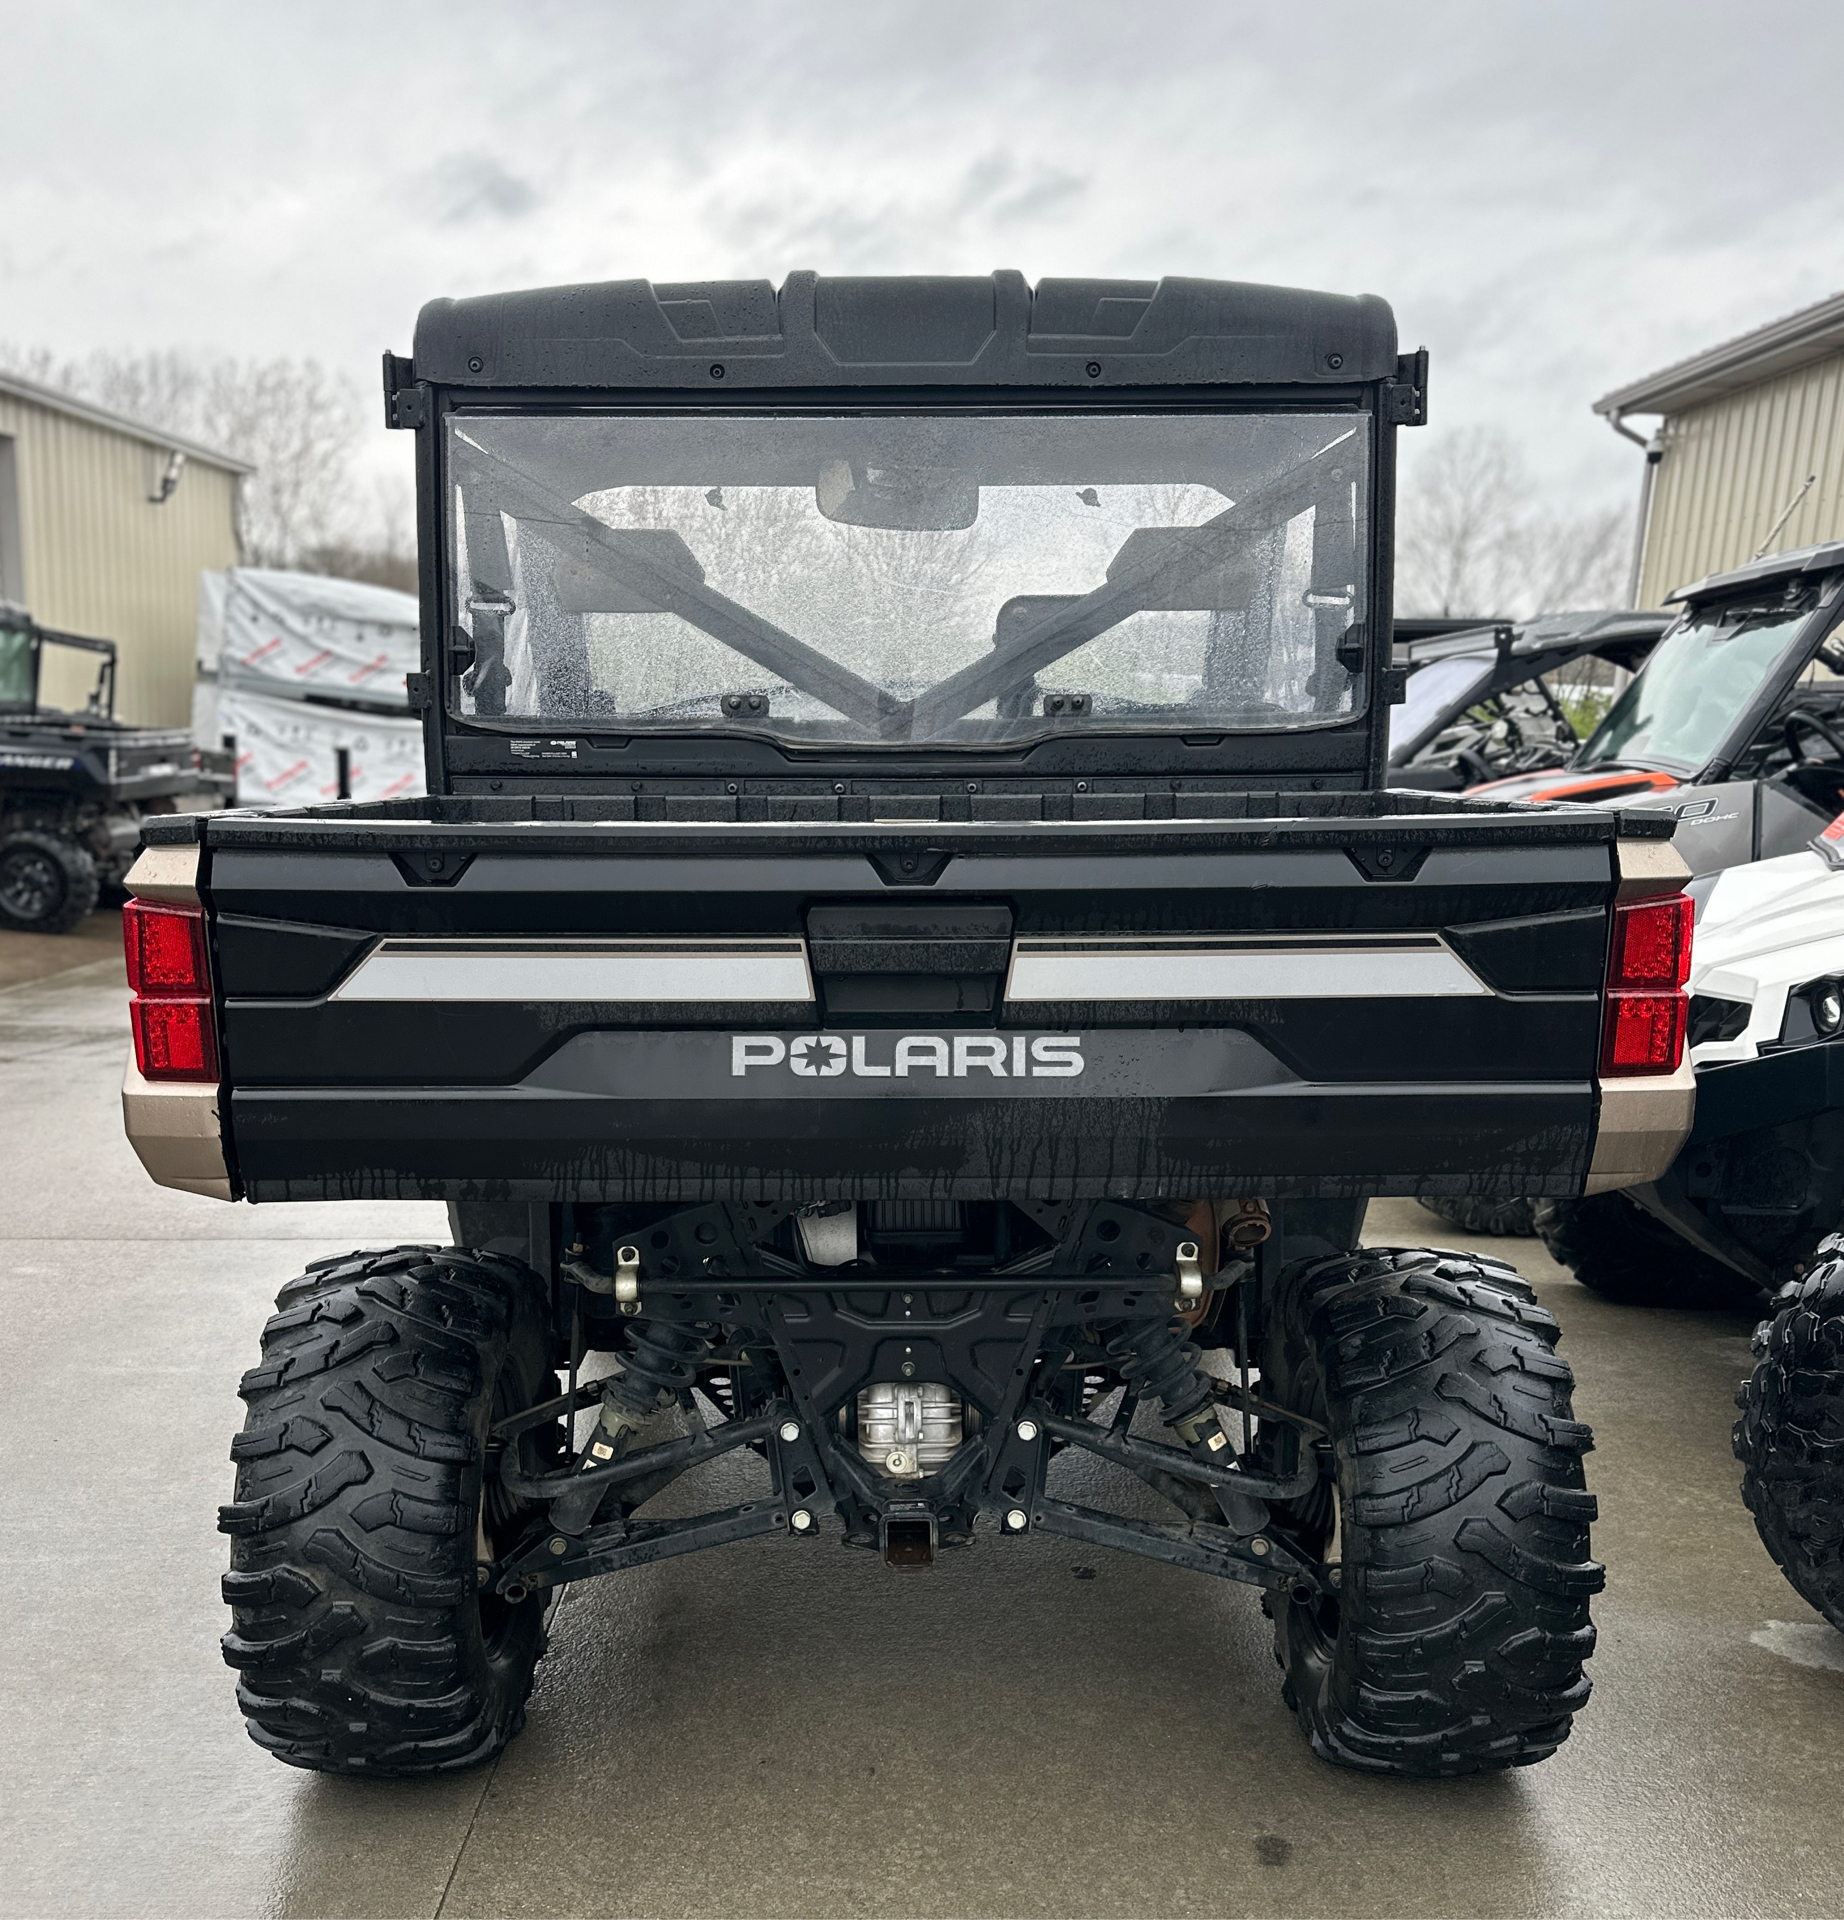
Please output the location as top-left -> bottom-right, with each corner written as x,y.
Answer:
815,459 -> 978,531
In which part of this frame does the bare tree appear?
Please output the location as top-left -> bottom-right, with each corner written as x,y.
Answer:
0,342 -> 380,573
1396,425 -> 1631,620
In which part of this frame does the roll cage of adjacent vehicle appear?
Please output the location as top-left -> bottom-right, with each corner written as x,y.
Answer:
1388,609 -> 1672,793
119,272 -> 1691,1781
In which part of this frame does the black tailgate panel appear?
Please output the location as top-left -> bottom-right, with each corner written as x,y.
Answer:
186,807 -> 1630,1203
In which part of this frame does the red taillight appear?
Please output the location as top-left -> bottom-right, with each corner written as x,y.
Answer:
123,899 -> 210,996
1601,992 -> 1688,1076
124,899 -> 218,1081
1600,893 -> 1693,1078
1608,894 -> 1694,991
129,997 -> 219,1079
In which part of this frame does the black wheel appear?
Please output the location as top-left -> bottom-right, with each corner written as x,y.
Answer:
219,1245 -> 560,1775
1535,1193 -> 1761,1309
1261,1246 -> 1603,1775
0,827 -> 98,933
1734,1250 -> 1844,1630
1418,1195 -> 1537,1237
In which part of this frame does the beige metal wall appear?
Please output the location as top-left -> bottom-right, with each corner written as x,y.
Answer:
1638,346 -> 1844,606
0,390 -> 241,725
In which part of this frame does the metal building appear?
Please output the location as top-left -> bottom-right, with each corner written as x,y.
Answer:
1595,292 -> 1844,608
0,373 -> 248,724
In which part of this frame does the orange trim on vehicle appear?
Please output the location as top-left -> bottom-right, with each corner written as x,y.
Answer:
1512,770 -> 1681,804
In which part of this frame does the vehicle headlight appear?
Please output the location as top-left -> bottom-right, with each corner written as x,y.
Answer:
1782,975 -> 1844,1045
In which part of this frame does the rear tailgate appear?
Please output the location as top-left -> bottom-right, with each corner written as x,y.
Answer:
146,801 -> 1675,1202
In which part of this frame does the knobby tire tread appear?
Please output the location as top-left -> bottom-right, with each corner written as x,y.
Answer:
1734,1245 -> 1844,1630
0,827 -> 98,934
1266,1246 -> 1603,1776
1535,1194 -> 1758,1310
220,1244 -> 553,1775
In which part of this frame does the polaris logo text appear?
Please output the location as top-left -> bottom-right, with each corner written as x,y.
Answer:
732,1034 -> 1084,1079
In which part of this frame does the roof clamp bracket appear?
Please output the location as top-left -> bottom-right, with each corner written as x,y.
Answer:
382,350 -> 429,431
1382,347 -> 1429,427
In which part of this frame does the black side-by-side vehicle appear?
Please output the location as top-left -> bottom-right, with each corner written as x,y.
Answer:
121,273 -> 1696,1779
0,603 -> 232,931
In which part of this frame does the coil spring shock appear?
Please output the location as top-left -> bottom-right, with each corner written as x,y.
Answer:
545,1315 -> 718,1536
601,1315 -> 715,1423
1106,1316 -> 1214,1433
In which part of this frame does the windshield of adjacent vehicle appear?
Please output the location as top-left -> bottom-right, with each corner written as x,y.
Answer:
1387,653 -> 1494,757
0,620 -> 35,708
445,411 -> 1370,744
1575,593 -> 1818,774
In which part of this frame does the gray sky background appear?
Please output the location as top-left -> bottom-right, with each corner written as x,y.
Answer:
4,0 -> 1840,518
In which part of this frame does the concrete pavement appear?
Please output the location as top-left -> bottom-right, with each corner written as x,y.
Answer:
3,947 -> 1842,1918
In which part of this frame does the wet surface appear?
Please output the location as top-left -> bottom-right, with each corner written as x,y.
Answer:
3,964 -> 1843,1917
0,910 -> 124,992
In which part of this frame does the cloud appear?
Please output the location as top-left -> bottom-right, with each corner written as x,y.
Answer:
0,0 -> 1839,521
427,151 -> 542,225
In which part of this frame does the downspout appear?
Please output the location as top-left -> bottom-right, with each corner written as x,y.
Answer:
1606,410 -> 1664,608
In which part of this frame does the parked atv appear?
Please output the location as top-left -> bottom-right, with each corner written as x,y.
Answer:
0,603 -> 231,932
122,270 -> 1699,1780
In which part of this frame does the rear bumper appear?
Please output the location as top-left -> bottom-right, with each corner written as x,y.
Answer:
1582,1059 -> 1697,1195
1688,1037 -> 1844,1145
227,1073 -> 1596,1202
121,1057 -> 233,1200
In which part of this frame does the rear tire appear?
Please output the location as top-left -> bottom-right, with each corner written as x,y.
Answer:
1418,1196 -> 1537,1237
0,827 -> 98,933
219,1245 -> 558,1775
1535,1193 -> 1760,1309
1734,1251 -> 1844,1631
1262,1246 -> 1603,1775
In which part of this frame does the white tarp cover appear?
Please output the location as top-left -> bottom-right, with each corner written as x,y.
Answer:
214,686 -> 425,808
197,566 -> 420,702
195,567 -> 426,806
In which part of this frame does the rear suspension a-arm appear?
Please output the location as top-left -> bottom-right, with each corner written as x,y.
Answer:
497,1502 -> 790,1593
1029,1498 -> 1324,1595
493,1406 -> 783,1504
1035,1408 -> 1322,1503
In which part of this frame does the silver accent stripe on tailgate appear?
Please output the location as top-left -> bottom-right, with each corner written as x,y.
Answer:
329,938 -> 815,1004
1004,936 -> 1489,1002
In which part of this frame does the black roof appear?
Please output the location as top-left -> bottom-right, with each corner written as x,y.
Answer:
1665,539 -> 1844,604
411,271 -> 1397,392
1401,608 -> 1674,666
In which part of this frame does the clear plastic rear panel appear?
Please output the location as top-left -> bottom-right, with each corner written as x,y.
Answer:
446,410 -> 1370,747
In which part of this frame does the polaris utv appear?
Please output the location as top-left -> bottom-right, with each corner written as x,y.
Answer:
118,272 -> 1696,1779
0,603 -> 232,932
1471,542 -> 1844,858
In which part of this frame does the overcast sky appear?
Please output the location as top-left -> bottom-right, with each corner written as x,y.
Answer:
5,0 -> 1840,517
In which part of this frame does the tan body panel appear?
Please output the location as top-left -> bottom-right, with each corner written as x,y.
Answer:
1584,1064 -> 1697,1195
119,842 -> 233,1198
1584,838 -> 1697,1193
